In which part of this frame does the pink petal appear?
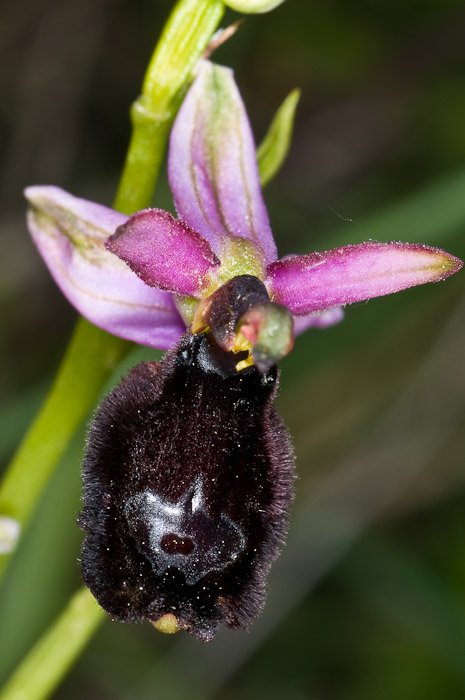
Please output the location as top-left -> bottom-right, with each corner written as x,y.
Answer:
293,307 -> 345,335
266,241 -> 463,315
106,209 -> 220,297
25,186 -> 185,349
168,60 -> 277,263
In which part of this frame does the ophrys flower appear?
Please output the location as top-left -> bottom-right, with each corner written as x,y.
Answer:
25,60 -> 462,641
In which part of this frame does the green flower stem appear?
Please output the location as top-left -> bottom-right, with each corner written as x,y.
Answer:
114,0 -> 224,214
0,321 -> 131,579
113,111 -> 173,216
0,588 -> 105,700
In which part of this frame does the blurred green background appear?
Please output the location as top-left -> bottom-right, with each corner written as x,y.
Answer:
1,0 -> 465,698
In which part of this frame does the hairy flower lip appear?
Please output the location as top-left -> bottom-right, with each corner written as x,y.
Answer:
75,223 -> 461,639
80,331 -> 294,641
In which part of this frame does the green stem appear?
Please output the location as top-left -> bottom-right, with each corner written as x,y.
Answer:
0,321 -> 131,579
114,0 -> 224,214
0,589 -> 105,700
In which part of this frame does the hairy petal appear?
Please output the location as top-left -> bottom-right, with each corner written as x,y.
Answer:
25,186 -> 185,349
266,241 -> 463,314
169,60 -> 277,263
106,209 -> 220,297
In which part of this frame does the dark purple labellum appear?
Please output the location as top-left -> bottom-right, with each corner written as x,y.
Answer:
79,330 -> 295,642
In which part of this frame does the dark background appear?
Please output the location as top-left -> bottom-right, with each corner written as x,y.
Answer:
1,0 -> 465,698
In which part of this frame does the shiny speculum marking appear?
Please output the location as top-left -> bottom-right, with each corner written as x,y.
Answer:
125,479 -> 245,585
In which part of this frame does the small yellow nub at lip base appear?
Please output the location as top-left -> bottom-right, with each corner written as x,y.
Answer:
236,356 -> 254,372
153,613 -> 180,635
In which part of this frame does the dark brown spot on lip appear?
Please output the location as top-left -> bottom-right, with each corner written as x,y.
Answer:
161,533 -> 194,555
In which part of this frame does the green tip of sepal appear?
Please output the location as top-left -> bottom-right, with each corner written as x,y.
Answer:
223,0 -> 287,13
421,247 -> 463,281
257,88 -> 301,187
442,253 -> 464,274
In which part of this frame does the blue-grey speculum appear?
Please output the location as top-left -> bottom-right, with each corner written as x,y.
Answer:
125,479 -> 246,585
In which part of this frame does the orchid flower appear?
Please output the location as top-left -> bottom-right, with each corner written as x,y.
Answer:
25,60 -> 462,642
25,60 -> 461,361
